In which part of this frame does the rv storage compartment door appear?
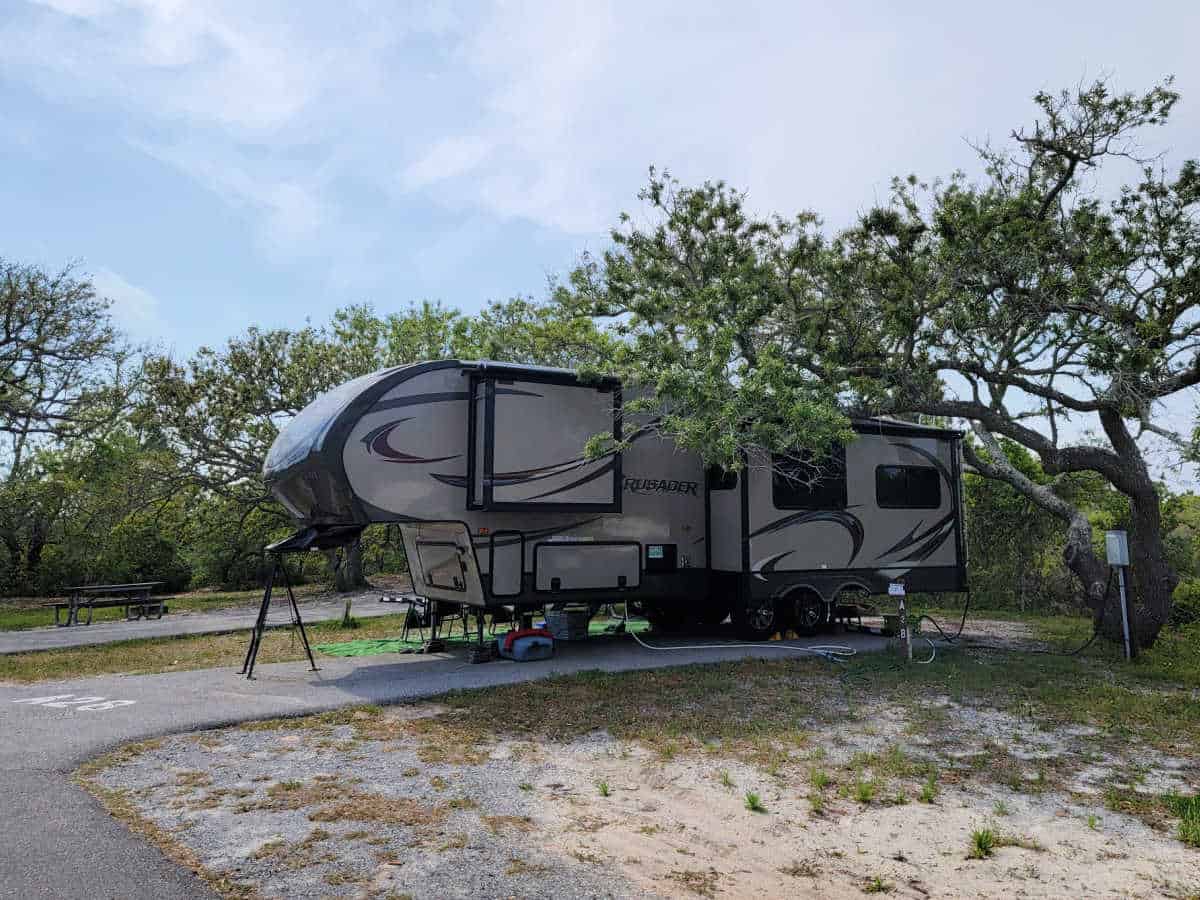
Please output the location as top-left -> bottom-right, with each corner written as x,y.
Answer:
472,377 -> 620,511
398,522 -> 485,607
535,542 -> 640,592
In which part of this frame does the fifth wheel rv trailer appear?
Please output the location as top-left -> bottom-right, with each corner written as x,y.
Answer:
263,360 -> 967,639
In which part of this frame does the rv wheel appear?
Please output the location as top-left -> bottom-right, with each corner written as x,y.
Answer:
732,595 -> 778,641
785,588 -> 827,636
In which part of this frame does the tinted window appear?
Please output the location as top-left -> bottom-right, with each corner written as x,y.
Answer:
875,465 -> 941,509
772,447 -> 847,510
706,465 -> 738,491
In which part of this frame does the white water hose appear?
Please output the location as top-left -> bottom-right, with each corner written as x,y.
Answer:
629,627 -> 857,662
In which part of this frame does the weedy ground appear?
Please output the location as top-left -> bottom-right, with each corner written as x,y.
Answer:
78,624 -> 1200,900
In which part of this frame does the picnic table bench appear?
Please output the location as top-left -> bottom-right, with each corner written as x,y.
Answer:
48,582 -> 169,627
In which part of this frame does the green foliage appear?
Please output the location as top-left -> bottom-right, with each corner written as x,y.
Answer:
555,76 -> 1198,642
1169,579 -> 1200,628
853,778 -> 878,804
968,828 -> 997,859
743,791 -> 766,812
556,169 -> 853,471
2,290 -> 610,595
1164,791 -> 1200,847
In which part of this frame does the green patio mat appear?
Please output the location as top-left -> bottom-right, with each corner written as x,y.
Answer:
314,617 -> 649,658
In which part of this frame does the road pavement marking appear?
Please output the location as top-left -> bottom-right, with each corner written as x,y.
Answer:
11,694 -> 136,711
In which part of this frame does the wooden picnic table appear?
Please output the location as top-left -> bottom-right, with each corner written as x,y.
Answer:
52,582 -> 167,627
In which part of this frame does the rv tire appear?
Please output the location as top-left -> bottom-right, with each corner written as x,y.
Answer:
783,588 -> 827,636
732,595 -> 779,641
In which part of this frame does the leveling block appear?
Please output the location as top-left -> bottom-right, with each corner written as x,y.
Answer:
314,617 -> 650,658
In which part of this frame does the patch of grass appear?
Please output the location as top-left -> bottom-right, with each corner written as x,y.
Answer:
996,832 -> 1045,852
968,828 -> 997,859
251,839 -> 285,860
779,859 -> 820,878
810,768 -> 830,790
1086,813 -> 1100,830
0,586 -> 327,632
74,775 -> 259,899
597,780 -> 611,797
309,793 -> 445,828
862,875 -> 894,893
505,857 -> 549,876
919,775 -> 938,804
743,791 -> 766,813
482,814 -> 534,834
1164,791 -> 1200,847
969,827 -> 1045,859
665,868 -> 721,897
0,612 -> 412,682
807,791 -> 825,815
438,834 -> 468,851
718,770 -> 734,789
852,744 -> 935,781
324,869 -> 366,886
518,781 -> 534,792
854,778 -> 879,805
994,800 -> 1010,817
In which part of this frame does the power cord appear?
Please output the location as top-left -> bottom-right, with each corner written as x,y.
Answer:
918,574 -> 1109,658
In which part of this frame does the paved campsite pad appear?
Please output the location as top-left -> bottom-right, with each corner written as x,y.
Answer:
82,659 -> 1200,900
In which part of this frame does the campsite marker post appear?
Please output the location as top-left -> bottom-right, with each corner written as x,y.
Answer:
889,581 -> 912,662
1105,530 -> 1135,661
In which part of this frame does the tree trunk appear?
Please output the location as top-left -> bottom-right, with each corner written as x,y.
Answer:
330,539 -> 367,593
1094,410 -> 1178,648
1123,488 -> 1178,648
1061,510 -> 1111,626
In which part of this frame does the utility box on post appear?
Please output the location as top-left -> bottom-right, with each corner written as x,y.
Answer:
1105,530 -> 1130,567
1104,530 -> 1135,660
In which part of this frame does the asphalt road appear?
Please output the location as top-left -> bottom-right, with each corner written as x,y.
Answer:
0,629 -> 889,900
0,593 -> 407,655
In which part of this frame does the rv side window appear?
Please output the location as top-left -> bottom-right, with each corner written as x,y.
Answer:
875,465 -> 941,509
705,465 -> 738,491
771,447 -> 847,510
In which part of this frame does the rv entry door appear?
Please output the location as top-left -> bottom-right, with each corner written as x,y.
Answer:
398,522 -> 485,607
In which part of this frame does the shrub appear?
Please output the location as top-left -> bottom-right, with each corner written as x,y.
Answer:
1169,579 -> 1200,628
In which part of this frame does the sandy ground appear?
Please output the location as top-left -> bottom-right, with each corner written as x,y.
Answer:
88,686 -> 1200,900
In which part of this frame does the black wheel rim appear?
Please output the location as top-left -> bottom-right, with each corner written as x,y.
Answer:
793,594 -> 823,629
747,598 -> 775,632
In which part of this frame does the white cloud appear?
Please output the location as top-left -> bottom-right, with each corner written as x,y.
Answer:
91,267 -> 168,341
400,135 -> 493,191
5,0 -> 1200,283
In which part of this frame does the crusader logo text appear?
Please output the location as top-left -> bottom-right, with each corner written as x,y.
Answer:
623,477 -> 699,496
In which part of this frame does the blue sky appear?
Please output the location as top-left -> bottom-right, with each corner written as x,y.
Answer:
1,0 -> 1198,363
